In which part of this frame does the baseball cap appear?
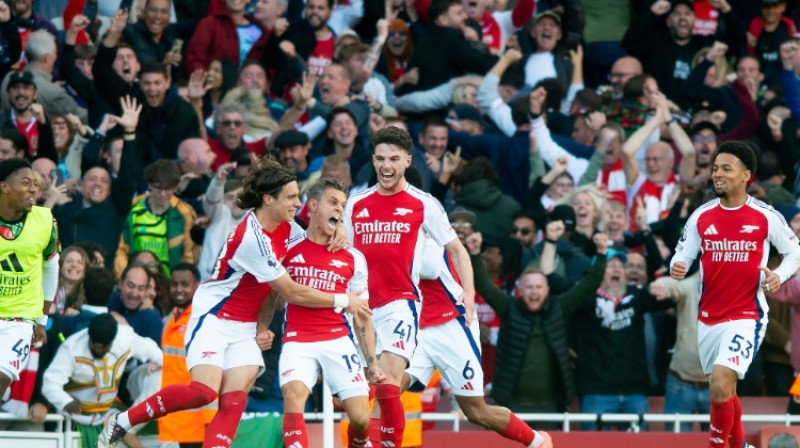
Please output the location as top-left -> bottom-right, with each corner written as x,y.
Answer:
762,0 -> 787,6
7,71 -> 35,90
274,130 -> 309,149
690,121 -> 719,136
448,206 -> 476,225
547,205 -> 576,232
606,248 -> 628,263
534,10 -> 562,26
451,104 -> 486,126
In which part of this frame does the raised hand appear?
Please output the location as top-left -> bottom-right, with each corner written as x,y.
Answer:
31,103 -> 46,123
592,232 -> 608,254
216,162 -> 237,181
275,18 -> 289,37
403,67 -> 419,86
377,18 -> 390,41
188,70 -> 210,102
110,9 -> 129,34
651,0 -> 671,15
67,14 -> 90,35
529,87 -> 547,115
442,146 -> 462,175
503,48 -> 523,64
545,220 -> 565,242
280,40 -> 297,59
553,156 -> 569,174
706,41 -> 729,62
113,95 -> 143,131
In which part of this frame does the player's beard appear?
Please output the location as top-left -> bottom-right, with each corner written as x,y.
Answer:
714,189 -> 727,198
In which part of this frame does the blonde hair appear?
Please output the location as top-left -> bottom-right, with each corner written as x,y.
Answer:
556,184 -> 606,231
692,47 -> 732,86
220,87 -> 279,135
451,82 -> 478,105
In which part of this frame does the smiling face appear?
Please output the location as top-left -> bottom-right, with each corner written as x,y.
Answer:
238,63 -> 268,93
120,266 -> 148,311
548,173 -> 574,200
327,112 -> 357,147
762,3 -> 786,26
319,65 -> 351,106
0,167 -> 37,213
693,128 -> 717,168
112,48 -> 140,84
207,60 -> 224,90
419,124 -> 448,160
61,249 -> 87,283
736,57 -> 764,88
82,167 -> 112,205
387,29 -> 408,57
52,116 -> 70,150
305,0 -> 332,30
0,137 -> 20,161
625,252 -> 647,286
140,72 -> 169,108
605,204 -> 628,239
518,271 -> 549,312
533,16 -> 562,53
11,0 -> 31,18
279,144 -> 310,174
373,143 -> 411,194
8,82 -> 35,112
644,142 -> 674,184
144,0 -> 170,38
510,216 -> 536,246
267,180 -> 302,223
667,4 -> 695,42
572,192 -> 597,229
602,257 -> 627,292
711,152 -> 750,199
310,187 -> 346,238
170,269 -> 198,307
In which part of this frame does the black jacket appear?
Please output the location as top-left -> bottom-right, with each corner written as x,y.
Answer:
399,24 -> 498,95
60,44 -> 110,128
622,9 -> 745,106
0,110 -> 57,163
136,87 -> 201,163
472,253 -> 606,409
571,284 -> 674,396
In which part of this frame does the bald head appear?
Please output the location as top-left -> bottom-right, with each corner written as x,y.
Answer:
32,158 -> 57,186
610,57 -> 643,97
177,138 -> 216,176
645,142 -> 675,184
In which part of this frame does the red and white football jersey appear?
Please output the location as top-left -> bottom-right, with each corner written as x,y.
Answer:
193,213 -> 304,323
477,0 -> 533,51
344,185 -> 456,308
282,239 -> 368,343
418,235 -> 465,329
672,197 -> 800,325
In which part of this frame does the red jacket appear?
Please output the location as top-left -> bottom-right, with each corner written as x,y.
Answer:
184,12 -> 267,75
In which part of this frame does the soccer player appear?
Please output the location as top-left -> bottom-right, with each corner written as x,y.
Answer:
281,178 -> 386,448
98,157 -> 371,448
0,158 -> 59,400
404,233 -> 554,448
343,127 -> 475,447
671,141 -> 800,448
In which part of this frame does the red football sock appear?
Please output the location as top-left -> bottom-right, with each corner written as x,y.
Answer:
368,416 -> 381,445
501,411 -> 535,446
709,396 -> 736,448
283,413 -> 308,448
348,421 -> 369,448
202,391 -> 247,448
729,395 -> 744,448
127,381 -> 217,427
375,384 -> 404,447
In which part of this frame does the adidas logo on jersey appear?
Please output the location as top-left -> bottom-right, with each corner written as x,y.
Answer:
704,225 -> 719,236
461,382 -> 474,391
0,252 -> 23,273
356,208 -> 370,218
289,254 -> 306,264
392,340 -> 406,350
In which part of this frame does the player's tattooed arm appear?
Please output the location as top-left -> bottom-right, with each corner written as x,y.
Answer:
353,312 -> 386,383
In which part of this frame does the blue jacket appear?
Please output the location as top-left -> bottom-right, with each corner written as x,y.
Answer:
107,292 -> 164,346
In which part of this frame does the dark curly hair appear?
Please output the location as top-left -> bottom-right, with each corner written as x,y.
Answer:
372,126 -> 412,153
237,155 -> 297,209
714,141 -> 757,174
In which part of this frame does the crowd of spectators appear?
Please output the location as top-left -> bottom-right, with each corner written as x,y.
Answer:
5,0 -> 800,443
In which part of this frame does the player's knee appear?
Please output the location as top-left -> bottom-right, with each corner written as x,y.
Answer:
348,412 -> 370,431
282,383 -> 309,406
188,381 -> 218,407
709,373 -> 736,402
